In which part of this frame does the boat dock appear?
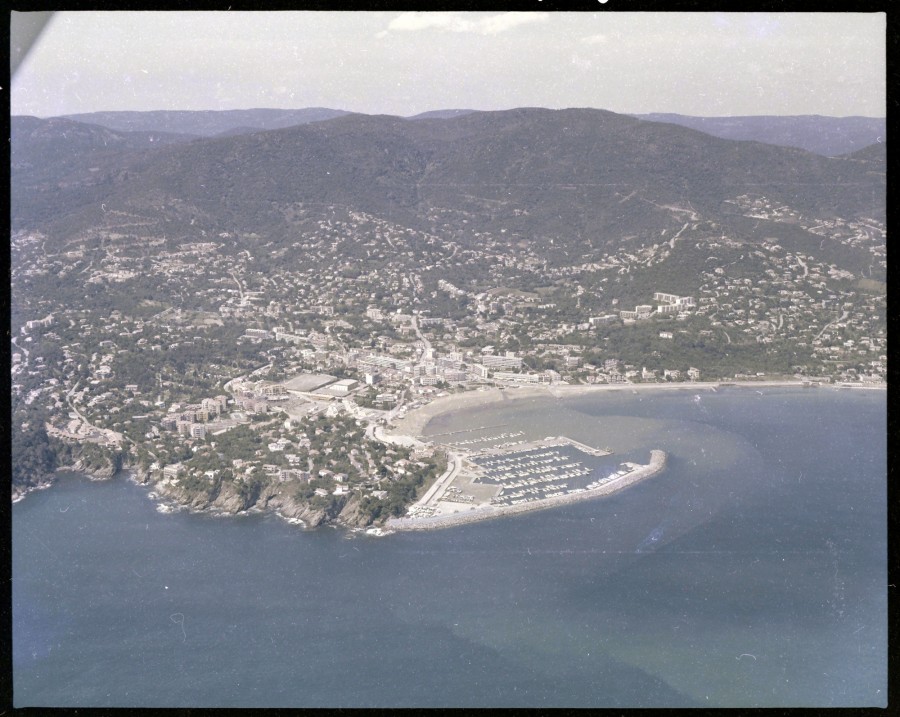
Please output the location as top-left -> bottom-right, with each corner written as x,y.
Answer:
472,435 -> 612,458
427,423 -> 510,438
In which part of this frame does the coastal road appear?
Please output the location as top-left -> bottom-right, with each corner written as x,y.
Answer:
413,451 -> 462,509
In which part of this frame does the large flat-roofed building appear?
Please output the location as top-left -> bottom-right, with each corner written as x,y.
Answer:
357,354 -> 411,372
482,354 -> 523,370
493,371 -> 540,383
326,378 -> 358,395
654,292 -> 695,308
281,373 -> 338,394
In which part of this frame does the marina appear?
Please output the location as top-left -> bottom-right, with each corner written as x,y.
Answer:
387,449 -> 668,531
389,431 -> 667,530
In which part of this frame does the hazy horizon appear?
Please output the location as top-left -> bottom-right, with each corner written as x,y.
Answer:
17,106 -> 889,121
12,11 -> 885,119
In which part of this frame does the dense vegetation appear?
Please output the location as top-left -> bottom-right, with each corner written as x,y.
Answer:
12,109 -> 885,252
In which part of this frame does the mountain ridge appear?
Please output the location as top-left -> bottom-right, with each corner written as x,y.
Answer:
58,107 -> 351,136
12,107 -> 885,256
46,106 -> 885,157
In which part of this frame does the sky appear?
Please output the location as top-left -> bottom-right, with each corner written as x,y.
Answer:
11,11 -> 886,118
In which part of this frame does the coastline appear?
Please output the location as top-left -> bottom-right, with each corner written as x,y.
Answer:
387,380 -> 885,440
14,381 -> 883,528
11,458 -> 124,505
386,449 -> 668,531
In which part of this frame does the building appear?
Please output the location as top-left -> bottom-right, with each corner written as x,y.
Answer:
493,371 -> 540,383
482,354 -> 523,370
162,463 -> 184,479
441,369 -> 468,383
258,383 -> 288,398
654,292 -> 695,309
244,328 -> 271,339
329,378 -> 359,395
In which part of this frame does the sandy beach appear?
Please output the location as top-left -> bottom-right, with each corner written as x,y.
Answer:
386,379 -> 878,440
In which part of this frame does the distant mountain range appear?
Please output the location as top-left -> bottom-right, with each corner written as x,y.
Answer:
52,107 -> 885,157
59,107 -> 352,137
405,109 -> 477,121
632,113 -> 885,157
12,107 -> 884,260
57,107 -> 479,137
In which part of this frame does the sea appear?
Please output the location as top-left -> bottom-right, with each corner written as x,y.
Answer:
12,387 -> 886,708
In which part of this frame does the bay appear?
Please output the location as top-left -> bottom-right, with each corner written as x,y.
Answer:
12,387 -> 886,707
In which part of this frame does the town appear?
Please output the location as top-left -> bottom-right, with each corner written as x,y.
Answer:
10,193 -> 886,520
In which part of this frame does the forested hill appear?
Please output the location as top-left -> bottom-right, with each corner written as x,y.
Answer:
12,107 -> 886,251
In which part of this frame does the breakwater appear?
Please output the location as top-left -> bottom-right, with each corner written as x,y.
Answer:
387,449 -> 667,531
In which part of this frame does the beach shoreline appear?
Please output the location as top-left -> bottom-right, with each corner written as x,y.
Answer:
385,380 -> 884,440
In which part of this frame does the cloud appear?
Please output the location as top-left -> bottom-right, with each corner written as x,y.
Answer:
386,12 -> 548,36
478,12 -> 549,35
580,33 -> 608,45
570,54 -> 593,71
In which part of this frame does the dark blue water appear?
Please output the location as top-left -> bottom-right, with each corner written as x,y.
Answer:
13,388 -> 886,707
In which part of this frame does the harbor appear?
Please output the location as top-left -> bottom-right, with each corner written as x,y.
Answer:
387,429 -> 667,531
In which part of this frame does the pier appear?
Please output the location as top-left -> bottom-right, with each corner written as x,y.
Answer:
471,435 -> 612,458
427,423 -> 510,438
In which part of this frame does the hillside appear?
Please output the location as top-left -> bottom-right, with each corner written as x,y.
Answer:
11,106 -> 886,514
11,116 -> 199,228
632,113 -> 885,157
12,108 -> 885,256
